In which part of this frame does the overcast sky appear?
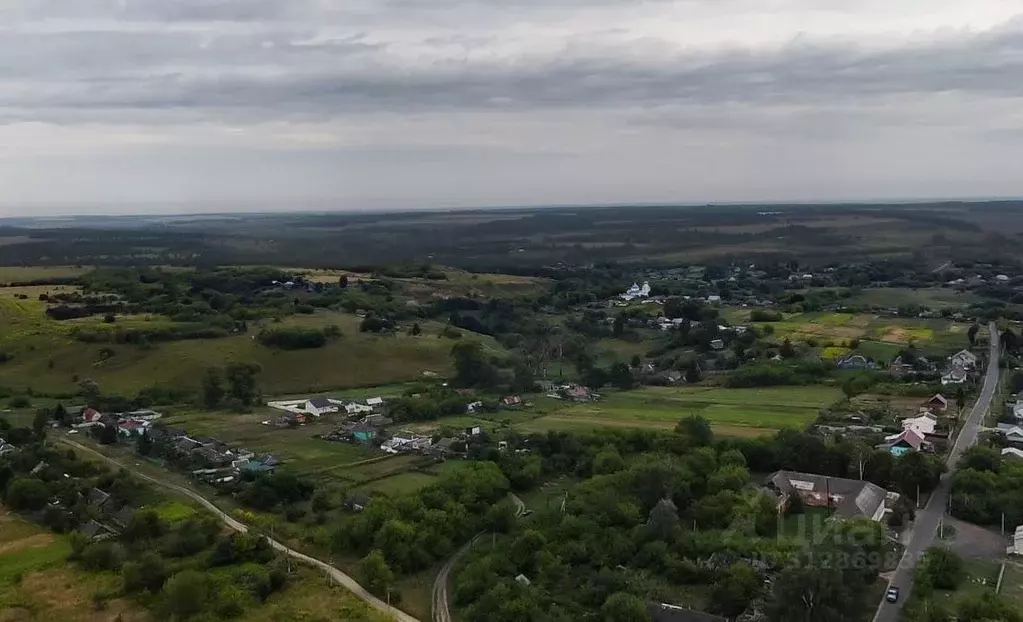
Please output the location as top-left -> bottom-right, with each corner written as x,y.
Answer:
1,0 -> 1023,215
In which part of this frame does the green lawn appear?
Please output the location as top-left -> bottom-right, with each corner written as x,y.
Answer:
518,385 -> 840,437
0,515 -> 72,589
853,340 -> 904,363
151,500 -> 197,522
355,472 -> 438,496
317,454 -> 426,483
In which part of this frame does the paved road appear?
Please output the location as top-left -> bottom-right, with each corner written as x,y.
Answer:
874,322 -> 1000,622
61,439 -> 419,622
432,493 -> 525,622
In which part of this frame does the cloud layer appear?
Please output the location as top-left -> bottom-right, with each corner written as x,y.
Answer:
1,1 -> 1023,213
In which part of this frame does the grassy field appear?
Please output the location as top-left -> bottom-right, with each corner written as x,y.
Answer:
518,385 -> 840,437
0,303 -> 504,395
355,471 -> 439,496
0,511 -> 144,621
746,311 -> 967,358
846,287 -> 977,310
161,408 -> 378,475
0,266 -> 89,284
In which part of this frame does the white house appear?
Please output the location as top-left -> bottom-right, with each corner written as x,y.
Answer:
1013,403 -> 1023,421
1009,525 -> 1023,555
344,402 -> 375,416
901,412 -> 937,437
381,433 -> 432,454
1003,448 -> 1023,461
620,282 -> 651,302
998,423 -> 1023,445
304,397 -> 339,417
366,397 -> 385,408
950,349 -> 979,369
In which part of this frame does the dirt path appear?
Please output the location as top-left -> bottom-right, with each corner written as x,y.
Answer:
432,494 -> 525,622
60,438 -> 419,622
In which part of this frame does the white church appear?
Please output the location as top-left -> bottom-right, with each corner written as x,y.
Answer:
621,281 -> 651,302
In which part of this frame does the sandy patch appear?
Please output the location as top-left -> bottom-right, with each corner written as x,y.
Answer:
14,570 -> 148,622
0,533 -> 54,555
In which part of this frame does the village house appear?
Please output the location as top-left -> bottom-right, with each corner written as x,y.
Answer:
344,492 -> 371,513
86,488 -> 112,511
116,417 -> 151,438
266,396 -> 338,418
304,397 -> 339,416
429,437 -> 458,459
765,470 -> 897,522
365,397 -> 385,409
882,429 -> 928,456
620,281 -> 651,302
79,520 -> 114,541
837,355 -> 877,371
111,506 -> 136,528
950,349 -> 979,370
998,423 -> 1023,445
344,401 -> 375,416
381,432 -> 432,454
361,414 -> 393,428
941,364 -> 968,386
502,396 -> 523,406
900,412 -> 937,437
1003,448 -> 1023,461
923,394 -> 948,412
889,356 -> 913,378
0,439 -> 17,457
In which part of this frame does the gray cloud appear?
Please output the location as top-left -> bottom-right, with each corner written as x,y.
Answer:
1,1 -> 1023,212
4,16 -> 1023,124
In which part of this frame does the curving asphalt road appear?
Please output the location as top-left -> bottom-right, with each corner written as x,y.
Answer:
432,493 -> 525,622
873,321 -> 1000,622
61,439 -> 419,622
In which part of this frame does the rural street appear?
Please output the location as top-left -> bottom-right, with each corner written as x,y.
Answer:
873,321 -> 1000,622
432,493 -> 525,622
61,439 -> 419,622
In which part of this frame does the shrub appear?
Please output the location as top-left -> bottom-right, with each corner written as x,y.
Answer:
7,395 -> 31,409
81,542 -> 124,572
257,327 -> 328,350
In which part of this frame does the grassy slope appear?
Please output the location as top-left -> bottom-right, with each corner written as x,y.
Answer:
0,299 -> 504,395
0,510 -> 388,622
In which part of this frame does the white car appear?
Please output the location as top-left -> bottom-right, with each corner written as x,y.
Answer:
885,587 -> 900,603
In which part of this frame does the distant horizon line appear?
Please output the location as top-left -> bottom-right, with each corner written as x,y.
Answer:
0,194 -> 1020,221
